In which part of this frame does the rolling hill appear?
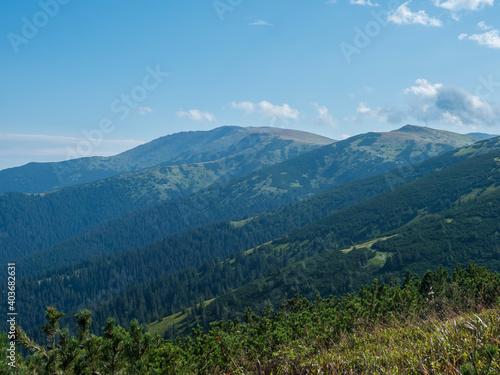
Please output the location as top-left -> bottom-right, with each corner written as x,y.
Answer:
192,150 -> 500,330
9,126 -> 481,272
0,126 -> 333,194
143,147 -> 500,336
14,137 -> 500,340
467,132 -> 500,139
0,127 -> 332,261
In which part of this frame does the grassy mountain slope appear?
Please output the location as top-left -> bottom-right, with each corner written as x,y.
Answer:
14,140 -> 500,342
151,148 -> 500,336
0,126 -> 332,194
13,126 -> 482,272
0,128 -> 330,261
10,157 -> 447,340
213,125 -> 480,202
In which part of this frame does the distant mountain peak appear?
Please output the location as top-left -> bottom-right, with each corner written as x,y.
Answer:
395,124 -> 430,133
0,126 -> 333,194
391,125 -> 484,142
467,132 -> 500,139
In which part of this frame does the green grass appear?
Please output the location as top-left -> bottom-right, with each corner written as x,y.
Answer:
340,235 -> 397,254
230,217 -> 254,228
148,299 -> 215,337
148,311 -> 188,337
269,308 -> 500,374
367,251 -> 389,268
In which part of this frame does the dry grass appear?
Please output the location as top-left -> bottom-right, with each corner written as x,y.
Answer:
256,308 -> 500,374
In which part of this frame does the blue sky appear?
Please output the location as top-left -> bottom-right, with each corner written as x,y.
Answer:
1,0 -> 499,170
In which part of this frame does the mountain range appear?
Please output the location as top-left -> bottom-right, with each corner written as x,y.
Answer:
0,125 -> 480,274
0,126 -> 333,194
2,124 -> 500,348
0,127 -> 331,262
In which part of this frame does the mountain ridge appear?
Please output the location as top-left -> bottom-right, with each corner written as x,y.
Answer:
8,125 -> 483,272
151,148 -> 500,336
467,132 -> 500,139
13,137 -> 500,342
0,126 -> 333,194
0,129 -> 331,261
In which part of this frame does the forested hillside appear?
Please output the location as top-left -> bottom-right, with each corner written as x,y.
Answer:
9,264 -> 500,374
2,127 -> 498,373
0,128 -> 330,261
11,126 -> 486,273
144,148 -> 500,336
12,144 -> 500,342
188,150 -> 500,331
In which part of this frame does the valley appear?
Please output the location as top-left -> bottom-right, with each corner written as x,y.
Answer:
2,125 -> 500,374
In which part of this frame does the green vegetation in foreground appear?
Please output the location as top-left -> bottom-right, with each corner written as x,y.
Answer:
8,263 -> 500,374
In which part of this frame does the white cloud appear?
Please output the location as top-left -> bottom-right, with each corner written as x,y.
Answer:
404,79 -> 443,97
403,79 -> 500,126
353,102 -> 405,124
177,109 -> 216,122
350,0 -> 379,6
313,103 -> 338,127
258,101 -> 300,119
231,100 -> 300,120
0,133 -> 82,144
346,79 -> 500,130
138,106 -> 153,115
357,102 -> 373,115
249,20 -> 273,26
434,0 -> 494,12
231,101 -> 256,114
478,21 -> 494,31
388,2 -> 443,26
458,23 -> 500,49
